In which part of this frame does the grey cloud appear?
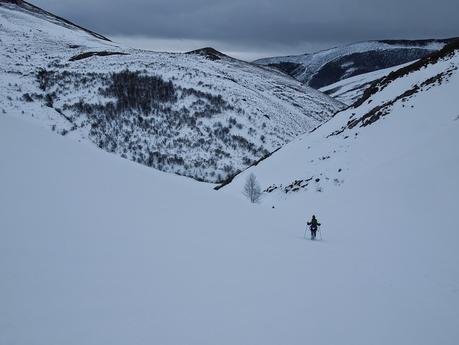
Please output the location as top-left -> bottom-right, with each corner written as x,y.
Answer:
32,0 -> 459,56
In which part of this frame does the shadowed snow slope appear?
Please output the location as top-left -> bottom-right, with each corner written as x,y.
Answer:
255,39 -> 454,88
0,1 -> 343,183
221,43 -> 459,343
319,62 -> 413,105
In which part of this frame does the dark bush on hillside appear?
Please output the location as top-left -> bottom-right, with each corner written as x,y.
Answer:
101,70 -> 177,113
33,68 -> 271,182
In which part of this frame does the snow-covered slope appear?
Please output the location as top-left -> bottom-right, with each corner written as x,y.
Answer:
1,96 -> 458,345
223,40 -> 459,202
255,39 -> 454,88
215,43 -> 459,344
0,0 -> 110,41
0,0 -> 343,183
318,62 -> 414,105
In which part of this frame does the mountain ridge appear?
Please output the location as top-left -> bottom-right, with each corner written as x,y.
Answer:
0,0 -> 111,41
255,38 -> 457,89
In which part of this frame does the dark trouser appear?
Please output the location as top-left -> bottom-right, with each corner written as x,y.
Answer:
311,228 -> 317,239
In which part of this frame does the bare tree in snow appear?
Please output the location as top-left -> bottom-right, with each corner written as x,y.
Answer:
243,173 -> 262,203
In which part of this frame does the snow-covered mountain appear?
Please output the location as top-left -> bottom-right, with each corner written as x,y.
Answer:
1,40 -> 458,345
222,39 -> 459,199
318,62 -> 413,105
0,0 -> 343,183
1,2 -> 458,342
255,39 -> 455,89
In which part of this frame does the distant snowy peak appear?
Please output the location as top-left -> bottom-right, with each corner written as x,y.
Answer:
0,0 -> 343,183
255,38 -> 457,89
186,47 -> 233,61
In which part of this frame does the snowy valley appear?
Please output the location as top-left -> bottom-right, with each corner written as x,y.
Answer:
1,1 -> 458,345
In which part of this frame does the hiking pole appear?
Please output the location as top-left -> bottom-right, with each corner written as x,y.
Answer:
319,225 -> 324,241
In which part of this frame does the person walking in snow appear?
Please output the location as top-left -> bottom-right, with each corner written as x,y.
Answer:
307,215 -> 321,240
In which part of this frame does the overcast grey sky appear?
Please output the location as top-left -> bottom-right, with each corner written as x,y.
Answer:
33,0 -> 459,60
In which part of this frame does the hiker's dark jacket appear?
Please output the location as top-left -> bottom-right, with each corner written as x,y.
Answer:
307,217 -> 321,230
